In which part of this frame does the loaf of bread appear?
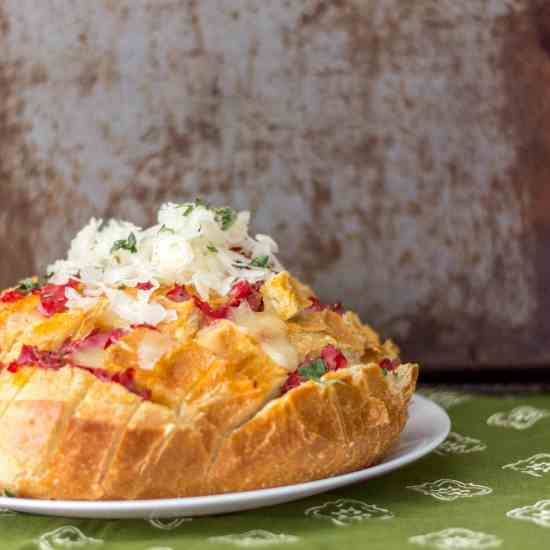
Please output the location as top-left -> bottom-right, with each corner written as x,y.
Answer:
0,202 -> 418,500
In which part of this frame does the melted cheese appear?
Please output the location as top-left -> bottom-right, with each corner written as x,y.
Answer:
229,303 -> 299,371
72,346 -> 106,369
137,330 -> 174,371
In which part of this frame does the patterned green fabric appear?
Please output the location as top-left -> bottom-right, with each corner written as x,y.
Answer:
2,387 -> 550,550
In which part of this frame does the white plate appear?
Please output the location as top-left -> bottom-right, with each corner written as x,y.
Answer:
0,394 -> 449,519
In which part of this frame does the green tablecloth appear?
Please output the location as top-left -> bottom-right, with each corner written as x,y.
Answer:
3,387 -> 550,550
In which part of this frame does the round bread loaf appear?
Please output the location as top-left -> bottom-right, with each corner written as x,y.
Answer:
0,202 -> 418,500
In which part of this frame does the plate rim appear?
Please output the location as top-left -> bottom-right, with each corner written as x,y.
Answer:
0,394 -> 450,516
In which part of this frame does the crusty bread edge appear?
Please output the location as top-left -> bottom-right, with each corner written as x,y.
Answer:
207,362 -> 418,494
0,362 -> 418,499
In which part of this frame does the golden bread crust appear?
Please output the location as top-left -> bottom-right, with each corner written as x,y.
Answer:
208,363 -> 417,493
0,271 -> 418,499
0,362 -> 417,499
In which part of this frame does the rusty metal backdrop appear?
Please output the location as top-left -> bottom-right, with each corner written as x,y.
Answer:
1,0 -> 549,370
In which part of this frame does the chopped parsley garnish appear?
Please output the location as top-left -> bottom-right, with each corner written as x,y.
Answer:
250,255 -> 269,268
179,198 -> 209,216
180,204 -> 195,216
17,278 -> 42,293
297,358 -> 326,382
207,244 -> 218,253
214,207 -> 237,231
178,200 -> 236,231
111,232 -> 138,254
158,224 -> 175,234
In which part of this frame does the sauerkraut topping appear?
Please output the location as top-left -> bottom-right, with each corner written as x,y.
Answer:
45,201 -> 282,327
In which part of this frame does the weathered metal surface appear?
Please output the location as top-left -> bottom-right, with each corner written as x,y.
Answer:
0,0 -> 548,368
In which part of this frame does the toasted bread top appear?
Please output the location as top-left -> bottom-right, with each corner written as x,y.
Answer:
0,270 -> 402,410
